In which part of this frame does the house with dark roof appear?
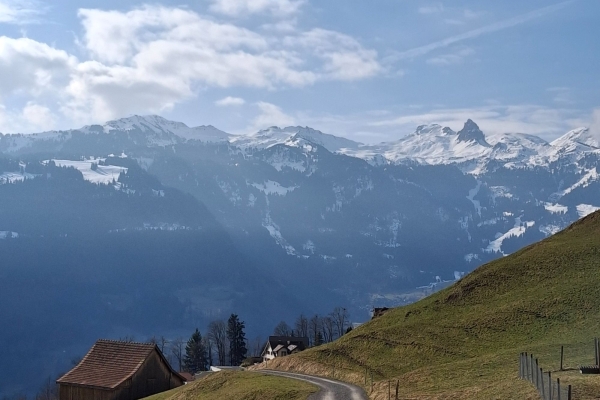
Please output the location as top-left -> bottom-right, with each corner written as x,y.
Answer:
56,339 -> 185,400
261,336 -> 309,362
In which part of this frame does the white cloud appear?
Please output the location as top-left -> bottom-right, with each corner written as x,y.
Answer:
427,46 -> 475,65
0,0 -> 45,24
0,4 -> 381,128
215,96 -> 246,106
389,1 -> 573,62
261,19 -> 298,33
285,29 -> 381,80
251,101 -> 295,130
22,102 -> 56,129
419,3 -> 444,14
208,0 -> 305,17
0,36 -> 75,97
0,102 -> 56,132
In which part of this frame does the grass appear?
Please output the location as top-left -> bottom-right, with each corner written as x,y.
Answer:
255,211 -> 600,399
142,371 -> 318,400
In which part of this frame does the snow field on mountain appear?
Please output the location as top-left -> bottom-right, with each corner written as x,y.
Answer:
0,171 -> 37,183
577,204 -> 600,218
251,180 -> 297,196
485,217 -> 535,255
544,203 -> 568,214
52,160 -> 127,184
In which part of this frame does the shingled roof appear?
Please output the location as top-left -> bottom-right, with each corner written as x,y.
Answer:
57,339 -> 181,389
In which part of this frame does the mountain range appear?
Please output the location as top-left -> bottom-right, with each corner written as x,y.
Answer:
0,115 -> 599,396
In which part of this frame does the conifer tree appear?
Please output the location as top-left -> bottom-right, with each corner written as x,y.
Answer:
183,328 -> 207,373
227,314 -> 247,366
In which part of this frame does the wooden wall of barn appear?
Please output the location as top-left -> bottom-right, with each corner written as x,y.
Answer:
127,350 -> 183,400
58,384 -> 115,400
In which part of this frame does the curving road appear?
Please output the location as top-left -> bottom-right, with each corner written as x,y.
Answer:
260,370 -> 368,400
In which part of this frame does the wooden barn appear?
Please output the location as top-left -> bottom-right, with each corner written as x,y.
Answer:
56,339 -> 185,400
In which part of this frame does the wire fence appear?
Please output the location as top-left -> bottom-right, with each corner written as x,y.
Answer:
519,352 -> 572,400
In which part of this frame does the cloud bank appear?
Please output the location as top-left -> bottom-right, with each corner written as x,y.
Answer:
0,4 -> 381,130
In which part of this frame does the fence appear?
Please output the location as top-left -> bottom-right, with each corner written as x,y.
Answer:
519,352 -> 572,400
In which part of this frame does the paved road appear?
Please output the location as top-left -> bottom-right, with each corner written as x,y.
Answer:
260,370 -> 368,400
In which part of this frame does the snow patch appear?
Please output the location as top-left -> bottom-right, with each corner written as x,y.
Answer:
251,180 -> 297,196
544,203 -> 568,214
302,240 -> 315,254
539,224 -> 562,236
464,253 -> 479,262
466,181 -> 482,216
576,204 -> 600,218
484,216 -> 535,255
0,171 -> 37,184
0,231 -> 19,239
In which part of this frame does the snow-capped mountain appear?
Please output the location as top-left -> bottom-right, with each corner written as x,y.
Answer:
93,115 -> 230,142
230,125 -> 361,153
1,114 -> 599,313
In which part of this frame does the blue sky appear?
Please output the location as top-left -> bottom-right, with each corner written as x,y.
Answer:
0,0 -> 598,142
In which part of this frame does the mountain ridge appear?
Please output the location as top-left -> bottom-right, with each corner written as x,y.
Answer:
1,114 -> 593,172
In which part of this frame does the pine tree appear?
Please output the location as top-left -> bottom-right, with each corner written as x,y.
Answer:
315,331 -> 324,346
183,328 -> 207,373
227,314 -> 247,366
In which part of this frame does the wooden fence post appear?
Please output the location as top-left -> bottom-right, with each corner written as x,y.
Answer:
568,385 -> 572,400
595,338 -> 599,366
531,354 -> 534,382
519,353 -> 523,378
557,378 -> 561,400
560,346 -> 564,371
548,371 -> 552,400
388,380 -> 391,400
395,380 -> 399,400
540,368 -> 545,398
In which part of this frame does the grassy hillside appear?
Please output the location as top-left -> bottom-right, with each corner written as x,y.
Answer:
259,211 -> 600,399
143,371 -> 318,400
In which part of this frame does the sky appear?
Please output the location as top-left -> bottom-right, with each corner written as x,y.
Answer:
0,0 -> 598,143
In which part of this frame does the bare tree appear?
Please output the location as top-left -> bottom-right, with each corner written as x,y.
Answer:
295,314 -> 309,338
322,316 -> 335,343
273,321 -> 292,336
35,377 -> 58,400
308,315 -> 322,347
159,336 -> 169,354
203,336 -> 213,368
170,338 -> 185,372
249,336 -> 264,357
331,307 -> 349,339
208,320 -> 228,366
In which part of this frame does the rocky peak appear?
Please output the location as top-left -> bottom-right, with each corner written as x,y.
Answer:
457,119 -> 491,147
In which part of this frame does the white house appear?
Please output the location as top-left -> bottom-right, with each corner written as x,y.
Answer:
261,336 -> 309,362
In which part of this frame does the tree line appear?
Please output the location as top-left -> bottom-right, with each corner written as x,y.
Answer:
272,306 -> 352,347
151,313 -> 248,375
